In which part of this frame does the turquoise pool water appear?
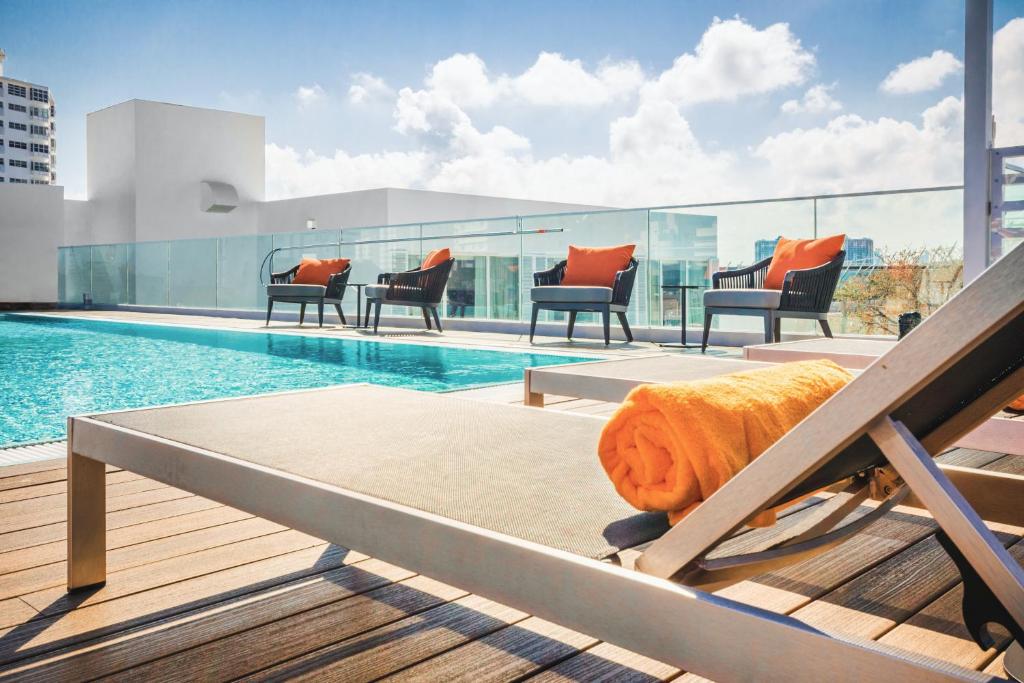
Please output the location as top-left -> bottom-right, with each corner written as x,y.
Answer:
0,314 -> 588,448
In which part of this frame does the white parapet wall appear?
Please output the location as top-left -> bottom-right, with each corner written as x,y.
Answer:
0,184 -> 64,303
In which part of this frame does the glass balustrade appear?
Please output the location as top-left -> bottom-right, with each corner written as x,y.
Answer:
57,186 -> 966,337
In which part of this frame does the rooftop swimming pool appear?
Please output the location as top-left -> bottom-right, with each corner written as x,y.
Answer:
0,314 -> 590,448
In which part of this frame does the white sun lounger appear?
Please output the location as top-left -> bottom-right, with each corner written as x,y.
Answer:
66,244 -> 1024,681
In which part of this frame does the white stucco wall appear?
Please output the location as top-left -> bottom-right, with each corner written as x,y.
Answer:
0,184 -> 64,302
85,100 -> 262,245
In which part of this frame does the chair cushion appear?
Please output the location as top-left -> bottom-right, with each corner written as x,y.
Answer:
364,284 -> 389,299
703,288 -> 782,309
763,234 -> 845,289
420,248 -> 451,270
561,244 -> 635,287
292,258 -> 350,286
267,284 -> 326,298
531,286 -> 613,303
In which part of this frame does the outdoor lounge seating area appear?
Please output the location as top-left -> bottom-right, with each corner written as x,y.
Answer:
40,242 -> 1023,681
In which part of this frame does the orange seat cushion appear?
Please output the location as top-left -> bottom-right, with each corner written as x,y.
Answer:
421,248 -> 452,270
561,244 -> 636,287
292,258 -> 350,286
763,234 -> 846,290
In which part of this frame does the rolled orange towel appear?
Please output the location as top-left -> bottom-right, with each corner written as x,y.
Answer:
1008,395 -> 1024,414
598,359 -> 853,527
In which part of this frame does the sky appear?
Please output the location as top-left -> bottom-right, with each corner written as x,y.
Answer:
2,0 -> 1023,205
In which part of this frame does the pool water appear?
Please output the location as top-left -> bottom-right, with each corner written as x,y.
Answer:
0,314 -> 589,447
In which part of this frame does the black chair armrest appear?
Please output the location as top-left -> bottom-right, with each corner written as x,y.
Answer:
270,265 -> 300,285
533,261 -> 567,287
779,251 -> 846,313
387,259 -> 454,304
611,258 -> 639,307
325,265 -> 352,300
711,257 -> 771,290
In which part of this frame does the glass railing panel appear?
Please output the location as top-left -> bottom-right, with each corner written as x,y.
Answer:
168,239 -> 218,308
217,234 -> 270,311
90,244 -> 130,305
421,218 -> 520,321
816,188 -> 963,336
658,200 -> 816,334
520,209 -> 650,326
341,225 -> 421,319
648,209 -> 721,331
992,151 -> 1024,264
132,241 -> 170,306
59,246 -> 92,304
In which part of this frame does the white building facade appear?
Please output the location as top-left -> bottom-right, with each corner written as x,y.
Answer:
0,50 -> 56,187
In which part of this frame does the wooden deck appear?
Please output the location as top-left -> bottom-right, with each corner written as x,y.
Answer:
1,396 -> 1021,680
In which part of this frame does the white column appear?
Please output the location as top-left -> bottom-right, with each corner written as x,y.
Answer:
963,0 -> 993,282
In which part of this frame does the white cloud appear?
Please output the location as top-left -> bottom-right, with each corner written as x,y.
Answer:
994,18 -> 1024,146
348,73 -> 394,104
294,83 -> 326,108
265,143 -> 432,199
512,52 -> 644,106
425,53 -> 502,108
880,50 -> 963,94
781,83 -> 842,114
642,17 -> 815,106
754,96 -> 963,194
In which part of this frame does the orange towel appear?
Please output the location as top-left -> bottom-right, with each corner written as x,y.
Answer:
598,359 -> 853,527
1008,395 -> 1024,414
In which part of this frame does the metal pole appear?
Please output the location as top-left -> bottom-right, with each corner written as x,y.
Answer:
963,0 -> 993,282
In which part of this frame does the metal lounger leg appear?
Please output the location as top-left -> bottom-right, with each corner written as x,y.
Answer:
373,301 -> 382,334
422,308 -> 432,329
701,312 -> 712,353
317,301 -> 324,327
431,307 -> 443,332
299,303 -> 306,325
265,298 -> 273,326
602,306 -> 611,345
567,311 -> 577,340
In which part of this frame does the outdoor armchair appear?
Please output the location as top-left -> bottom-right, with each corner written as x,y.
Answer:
701,250 -> 845,351
363,257 -> 455,333
530,257 -> 639,345
266,261 -> 351,327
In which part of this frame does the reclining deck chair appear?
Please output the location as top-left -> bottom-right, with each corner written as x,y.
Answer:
65,244 -> 1024,682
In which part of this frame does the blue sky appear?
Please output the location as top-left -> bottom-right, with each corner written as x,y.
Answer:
2,0 -> 1023,203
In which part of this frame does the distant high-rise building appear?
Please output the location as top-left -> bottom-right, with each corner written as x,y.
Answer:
755,237 -> 781,262
0,49 -> 57,186
845,237 -> 875,264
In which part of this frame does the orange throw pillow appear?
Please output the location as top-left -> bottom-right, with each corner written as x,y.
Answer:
763,234 -> 846,290
561,244 -> 636,287
421,248 -> 451,270
292,257 -> 350,286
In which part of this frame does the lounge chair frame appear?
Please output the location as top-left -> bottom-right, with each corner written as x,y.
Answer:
266,262 -> 351,327
66,245 -> 1024,682
530,258 -> 639,345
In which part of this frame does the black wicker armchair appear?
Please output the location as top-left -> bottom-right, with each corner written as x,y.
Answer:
266,263 -> 352,327
701,250 -> 845,351
363,258 -> 455,333
530,257 -> 639,345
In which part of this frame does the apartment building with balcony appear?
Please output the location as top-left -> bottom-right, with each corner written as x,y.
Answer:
0,49 -> 56,186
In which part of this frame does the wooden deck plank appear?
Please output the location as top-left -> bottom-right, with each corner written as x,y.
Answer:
0,486 -> 193,535
0,558 -> 411,682
0,495 -> 224,554
0,458 -> 68,480
0,598 -> 37,630
0,517 -> 288,601
526,641 -> 681,683
0,470 -> 145,504
0,543 -> 365,666
0,505 -> 254,575
21,528 -> 329,616
237,593 -> 527,682
103,576 -> 467,682
379,616 -> 597,683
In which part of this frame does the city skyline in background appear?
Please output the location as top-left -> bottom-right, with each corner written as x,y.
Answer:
0,0 -> 1022,206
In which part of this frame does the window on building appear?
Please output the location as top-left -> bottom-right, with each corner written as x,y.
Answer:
7,103 -> 27,113
0,177 -> 5,183
10,159 -> 27,168
10,178 -> 27,184
29,124 -> 47,136
30,88 -> 49,103
9,140 -> 27,150
8,122 -> 27,131
31,179 -> 48,185
30,143 -> 49,154
7,84 -> 27,98
31,161 -> 49,172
